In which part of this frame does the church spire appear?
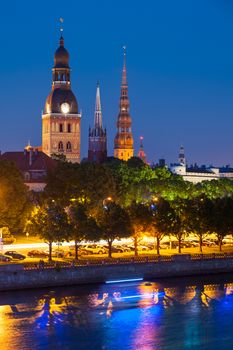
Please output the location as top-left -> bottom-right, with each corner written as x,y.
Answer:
179,145 -> 186,165
138,136 -> 147,163
114,47 -> 134,161
94,82 -> 102,129
122,46 -> 127,86
88,82 -> 107,163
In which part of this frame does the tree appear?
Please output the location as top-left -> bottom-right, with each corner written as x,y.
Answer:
26,203 -> 70,261
128,202 -> 152,256
97,202 -> 131,258
67,203 -> 100,259
170,199 -> 187,253
0,160 -> 30,234
185,196 -> 213,253
211,197 -> 233,251
150,199 -> 176,255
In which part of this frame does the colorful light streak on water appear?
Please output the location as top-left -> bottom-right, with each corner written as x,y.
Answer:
1,276 -> 233,349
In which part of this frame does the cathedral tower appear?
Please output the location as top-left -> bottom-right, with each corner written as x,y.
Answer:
88,82 -> 107,163
114,48 -> 134,161
42,28 -> 81,163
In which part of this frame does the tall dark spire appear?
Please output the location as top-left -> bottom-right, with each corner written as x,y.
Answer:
114,47 -> 134,161
94,81 -> 102,129
88,82 -> 107,163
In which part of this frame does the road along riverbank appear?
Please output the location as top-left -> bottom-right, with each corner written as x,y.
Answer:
1,253 -> 233,291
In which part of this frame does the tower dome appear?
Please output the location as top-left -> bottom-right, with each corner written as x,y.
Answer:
44,89 -> 78,114
54,36 -> 69,68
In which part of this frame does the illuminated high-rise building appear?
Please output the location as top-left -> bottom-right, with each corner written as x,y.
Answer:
88,82 -> 107,163
114,48 -> 134,161
42,26 -> 81,163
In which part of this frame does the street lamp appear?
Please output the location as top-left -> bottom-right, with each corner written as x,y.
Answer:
103,197 -> 113,210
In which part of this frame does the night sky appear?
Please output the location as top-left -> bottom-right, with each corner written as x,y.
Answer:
2,0 -> 233,165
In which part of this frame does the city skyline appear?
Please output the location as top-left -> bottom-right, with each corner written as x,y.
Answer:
2,0 -> 233,165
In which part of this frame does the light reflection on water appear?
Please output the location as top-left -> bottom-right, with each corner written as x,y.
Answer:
1,275 -> 233,349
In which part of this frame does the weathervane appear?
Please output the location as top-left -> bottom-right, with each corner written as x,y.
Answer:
123,45 -> 126,56
59,17 -> 64,35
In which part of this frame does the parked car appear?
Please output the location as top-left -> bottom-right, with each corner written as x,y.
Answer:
44,249 -> 65,258
83,244 -> 108,255
160,241 -> 179,249
27,250 -> 49,258
202,240 -> 216,247
67,246 -> 89,256
0,254 -> 12,262
114,245 -> 131,253
4,251 -> 26,260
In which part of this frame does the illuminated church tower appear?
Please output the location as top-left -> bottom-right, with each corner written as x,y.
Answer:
114,48 -> 134,161
42,25 -> 81,163
88,82 -> 107,163
137,136 -> 147,163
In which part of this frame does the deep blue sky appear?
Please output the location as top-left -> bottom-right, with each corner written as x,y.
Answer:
2,0 -> 233,165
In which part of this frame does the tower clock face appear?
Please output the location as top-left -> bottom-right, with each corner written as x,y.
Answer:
61,102 -> 70,114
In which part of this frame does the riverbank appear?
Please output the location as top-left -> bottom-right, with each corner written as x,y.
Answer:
1,254 -> 233,291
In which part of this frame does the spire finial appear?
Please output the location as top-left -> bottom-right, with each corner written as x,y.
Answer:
122,45 -> 127,85
59,18 -> 64,45
140,136 -> 144,148
59,17 -> 64,35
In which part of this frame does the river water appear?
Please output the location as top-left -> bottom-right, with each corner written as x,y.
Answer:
0,274 -> 233,350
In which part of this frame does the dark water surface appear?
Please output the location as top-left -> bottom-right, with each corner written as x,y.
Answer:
1,274 -> 233,350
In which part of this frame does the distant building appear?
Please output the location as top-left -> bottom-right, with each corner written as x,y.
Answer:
114,48 -> 134,161
42,31 -> 81,163
137,136 -> 146,163
88,83 -> 107,163
0,145 -> 56,192
170,164 -> 219,183
170,146 -> 233,183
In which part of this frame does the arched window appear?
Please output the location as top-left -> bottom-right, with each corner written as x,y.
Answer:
67,123 -> 71,133
59,124 -> 63,132
58,141 -> 64,152
66,141 -> 72,152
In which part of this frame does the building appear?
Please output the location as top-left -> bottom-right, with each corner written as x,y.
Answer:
170,163 -> 219,183
88,82 -> 107,163
114,48 -> 134,161
42,31 -> 81,163
170,146 -> 233,183
137,136 -> 147,163
0,145 -> 56,192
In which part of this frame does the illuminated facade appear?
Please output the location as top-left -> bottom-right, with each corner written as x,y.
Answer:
42,34 -> 81,163
114,49 -> 134,161
88,83 -> 107,163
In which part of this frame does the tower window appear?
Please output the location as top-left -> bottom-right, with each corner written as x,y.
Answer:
59,124 -> 63,132
67,123 -> 71,133
58,141 -> 64,152
67,141 -> 72,152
